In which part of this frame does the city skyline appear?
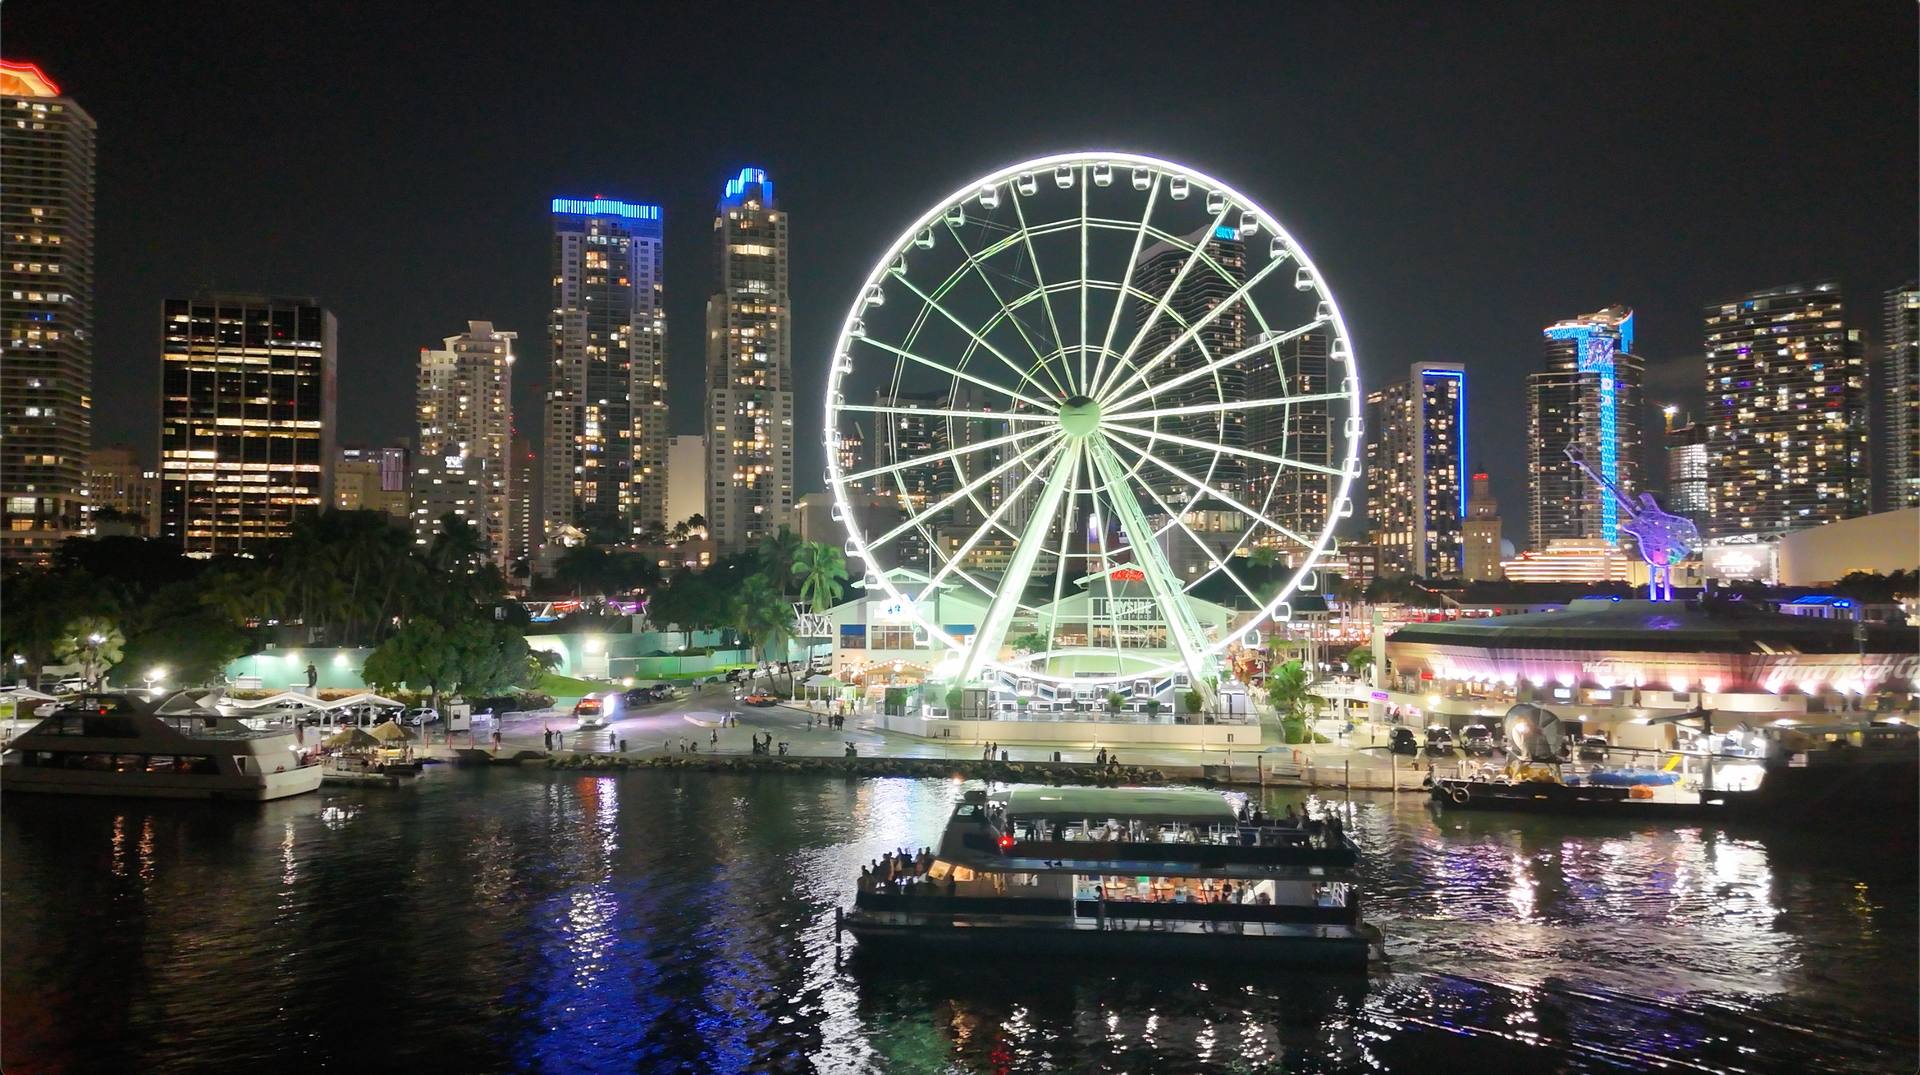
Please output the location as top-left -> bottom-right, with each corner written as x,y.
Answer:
7,3 -> 1909,537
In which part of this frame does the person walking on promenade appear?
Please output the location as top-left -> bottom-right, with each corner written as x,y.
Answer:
492,729 -> 501,753
544,729 -> 553,751
305,663 -> 318,691
710,728 -> 719,750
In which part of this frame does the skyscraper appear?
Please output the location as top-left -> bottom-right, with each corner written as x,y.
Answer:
544,197 -> 667,546
1662,409 -> 1709,527
413,321 -> 514,565
704,168 -> 792,553
1134,225 -> 1248,498
665,434 -> 705,527
159,293 -> 337,554
1,62 -> 94,562
1703,282 -> 1867,536
1881,280 -> 1919,510
1527,305 -> 1643,550
1365,362 -> 1465,577
1461,471 -> 1503,582
507,436 -> 537,565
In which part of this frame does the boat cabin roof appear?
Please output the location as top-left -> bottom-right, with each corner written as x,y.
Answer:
995,787 -> 1239,825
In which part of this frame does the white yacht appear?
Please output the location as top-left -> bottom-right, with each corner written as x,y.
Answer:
1,692 -> 323,801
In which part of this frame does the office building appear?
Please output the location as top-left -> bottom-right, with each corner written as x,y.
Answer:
1461,471 -> 1502,582
704,168 -> 792,553
665,434 -> 705,527
86,445 -> 157,535
335,445 -> 409,521
1527,305 -> 1644,550
412,321 -> 513,565
1,62 -> 94,561
544,196 -> 667,545
1365,362 -> 1466,577
1882,280 -> 1919,510
1662,409 -> 1709,527
1703,282 -> 1867,536
158,293 -> 336,554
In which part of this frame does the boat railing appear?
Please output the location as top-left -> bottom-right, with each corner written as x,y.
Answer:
853,891 -> 1356,926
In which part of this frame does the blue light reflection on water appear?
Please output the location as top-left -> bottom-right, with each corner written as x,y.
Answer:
0,770 -> 1913,1074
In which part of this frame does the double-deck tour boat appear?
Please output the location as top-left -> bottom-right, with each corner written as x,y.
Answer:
843,787 -> 1382,968
0,691 -> 323,801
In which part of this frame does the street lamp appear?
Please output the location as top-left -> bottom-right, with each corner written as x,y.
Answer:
144,667 -> 167,694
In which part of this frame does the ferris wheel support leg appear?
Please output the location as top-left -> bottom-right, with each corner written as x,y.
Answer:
1086,443 -> 1212,691
955,443 -> 1081,687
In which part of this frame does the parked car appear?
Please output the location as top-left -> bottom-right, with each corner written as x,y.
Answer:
1577,734 -> 1610,762
622,687 -> 651,706
1460,724 -> 1496,756
742,691 -> 778,707
52,677 -> 87,694
723,669 -> 745,683
1388,727 -> 1419,756
1423,724 -> 1457,757
403,707 -> 440,726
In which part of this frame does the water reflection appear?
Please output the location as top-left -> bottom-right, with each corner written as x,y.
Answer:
0,774 -> 1912,1074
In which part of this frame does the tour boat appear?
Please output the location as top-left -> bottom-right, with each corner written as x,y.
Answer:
842,786 -> 1382,968
0,692 -> 323,801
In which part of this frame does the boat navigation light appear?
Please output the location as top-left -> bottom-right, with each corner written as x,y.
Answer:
998,835 -> 1014,849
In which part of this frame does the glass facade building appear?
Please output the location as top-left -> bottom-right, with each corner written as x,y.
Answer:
1881,280 -> 1918,511
158,293 -> 337,554
1365,362 -> 1465,577
1,63 -> 93,561
1527,305 -> 1643,551
1703,282 -> 1867,536
544,197 -> 667,544
704,169 -> 793,553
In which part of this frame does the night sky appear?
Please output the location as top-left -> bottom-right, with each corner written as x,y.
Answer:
9,1 -> 1915,533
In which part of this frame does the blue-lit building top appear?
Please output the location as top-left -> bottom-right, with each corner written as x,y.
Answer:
1540,306 -> 1638,544
720,167 -> 774,208
550,197 -> 663,238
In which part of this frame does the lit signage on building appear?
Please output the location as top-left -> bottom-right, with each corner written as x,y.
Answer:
1108,567 -> 1146,581
1702,542 -> 1778,584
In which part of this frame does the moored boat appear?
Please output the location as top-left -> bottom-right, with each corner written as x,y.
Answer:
0,692 -> 323,802
842,786 -> 1381,968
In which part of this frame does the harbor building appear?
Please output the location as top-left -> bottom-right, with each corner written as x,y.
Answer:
1703,282 -> 1868,536
412,321 -> 514,566
544,196 -> 668,543
704,168 -> 793,554
158,293 -> 337,554
1527,306 -> 1644,551
1,62 -> 93,561
1365,362 -> 1466,578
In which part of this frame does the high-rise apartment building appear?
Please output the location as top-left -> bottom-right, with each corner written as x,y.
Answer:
544,197 -> 667,545
158,293 -> 336,554
1134,225 -> 1248,498
1364,362 -> 1465,577
704,168 -> 792,553
86,445 -> 157,536
1257,330 -> 1332,556
335,445 -> 409,521
1662,409 -> 1709,527
1703,282 -> 1867,536
507,436 -> 536,564
1527,305 -> 1643,550
1461,471 -> 1503,582
1,62 -> 94,561
412,321 -> 513,565
1881,280 -> 1919,510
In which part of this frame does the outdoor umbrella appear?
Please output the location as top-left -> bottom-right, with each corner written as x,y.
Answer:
321,727 -> 380,750
368,720 -> 416,743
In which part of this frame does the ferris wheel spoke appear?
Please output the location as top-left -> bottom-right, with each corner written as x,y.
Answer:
1120,461 -> 1269,610
1091,175 -> 1161,397
1079,176 -> 1091,396
1091,197 -> 1236,400
1106,390 -> 1348,422
1042,444 -> 1084,677
1085,442 -> 1212,686
1097,254 -> 1292,406
835,403 -> 1056,423
957,440 -> 1081,685
940,222 -> 1077,400
1101,421 -> 1344,480
867,434 -> 1064,553
1101,428 -> 1317,548
853,334 -> 1057,412
1090,479 -> 1128,673
884,274 -> 1071,403
841,424 -> 1055,486
1008,183 -> 1075,394
1104,318 -> 1331,415
916,443 -> 1061,602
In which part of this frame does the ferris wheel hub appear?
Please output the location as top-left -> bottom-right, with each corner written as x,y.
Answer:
1058,396 -> 1102,437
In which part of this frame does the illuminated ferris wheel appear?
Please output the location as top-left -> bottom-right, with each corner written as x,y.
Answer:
825,152 -> 1363,689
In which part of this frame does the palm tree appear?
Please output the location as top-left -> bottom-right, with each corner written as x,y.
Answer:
735,575 -> 796,688
757,525 -> 802,595
52,616 -> 125,688
791,542 -> 848,613
1267,659 -> 1324,744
